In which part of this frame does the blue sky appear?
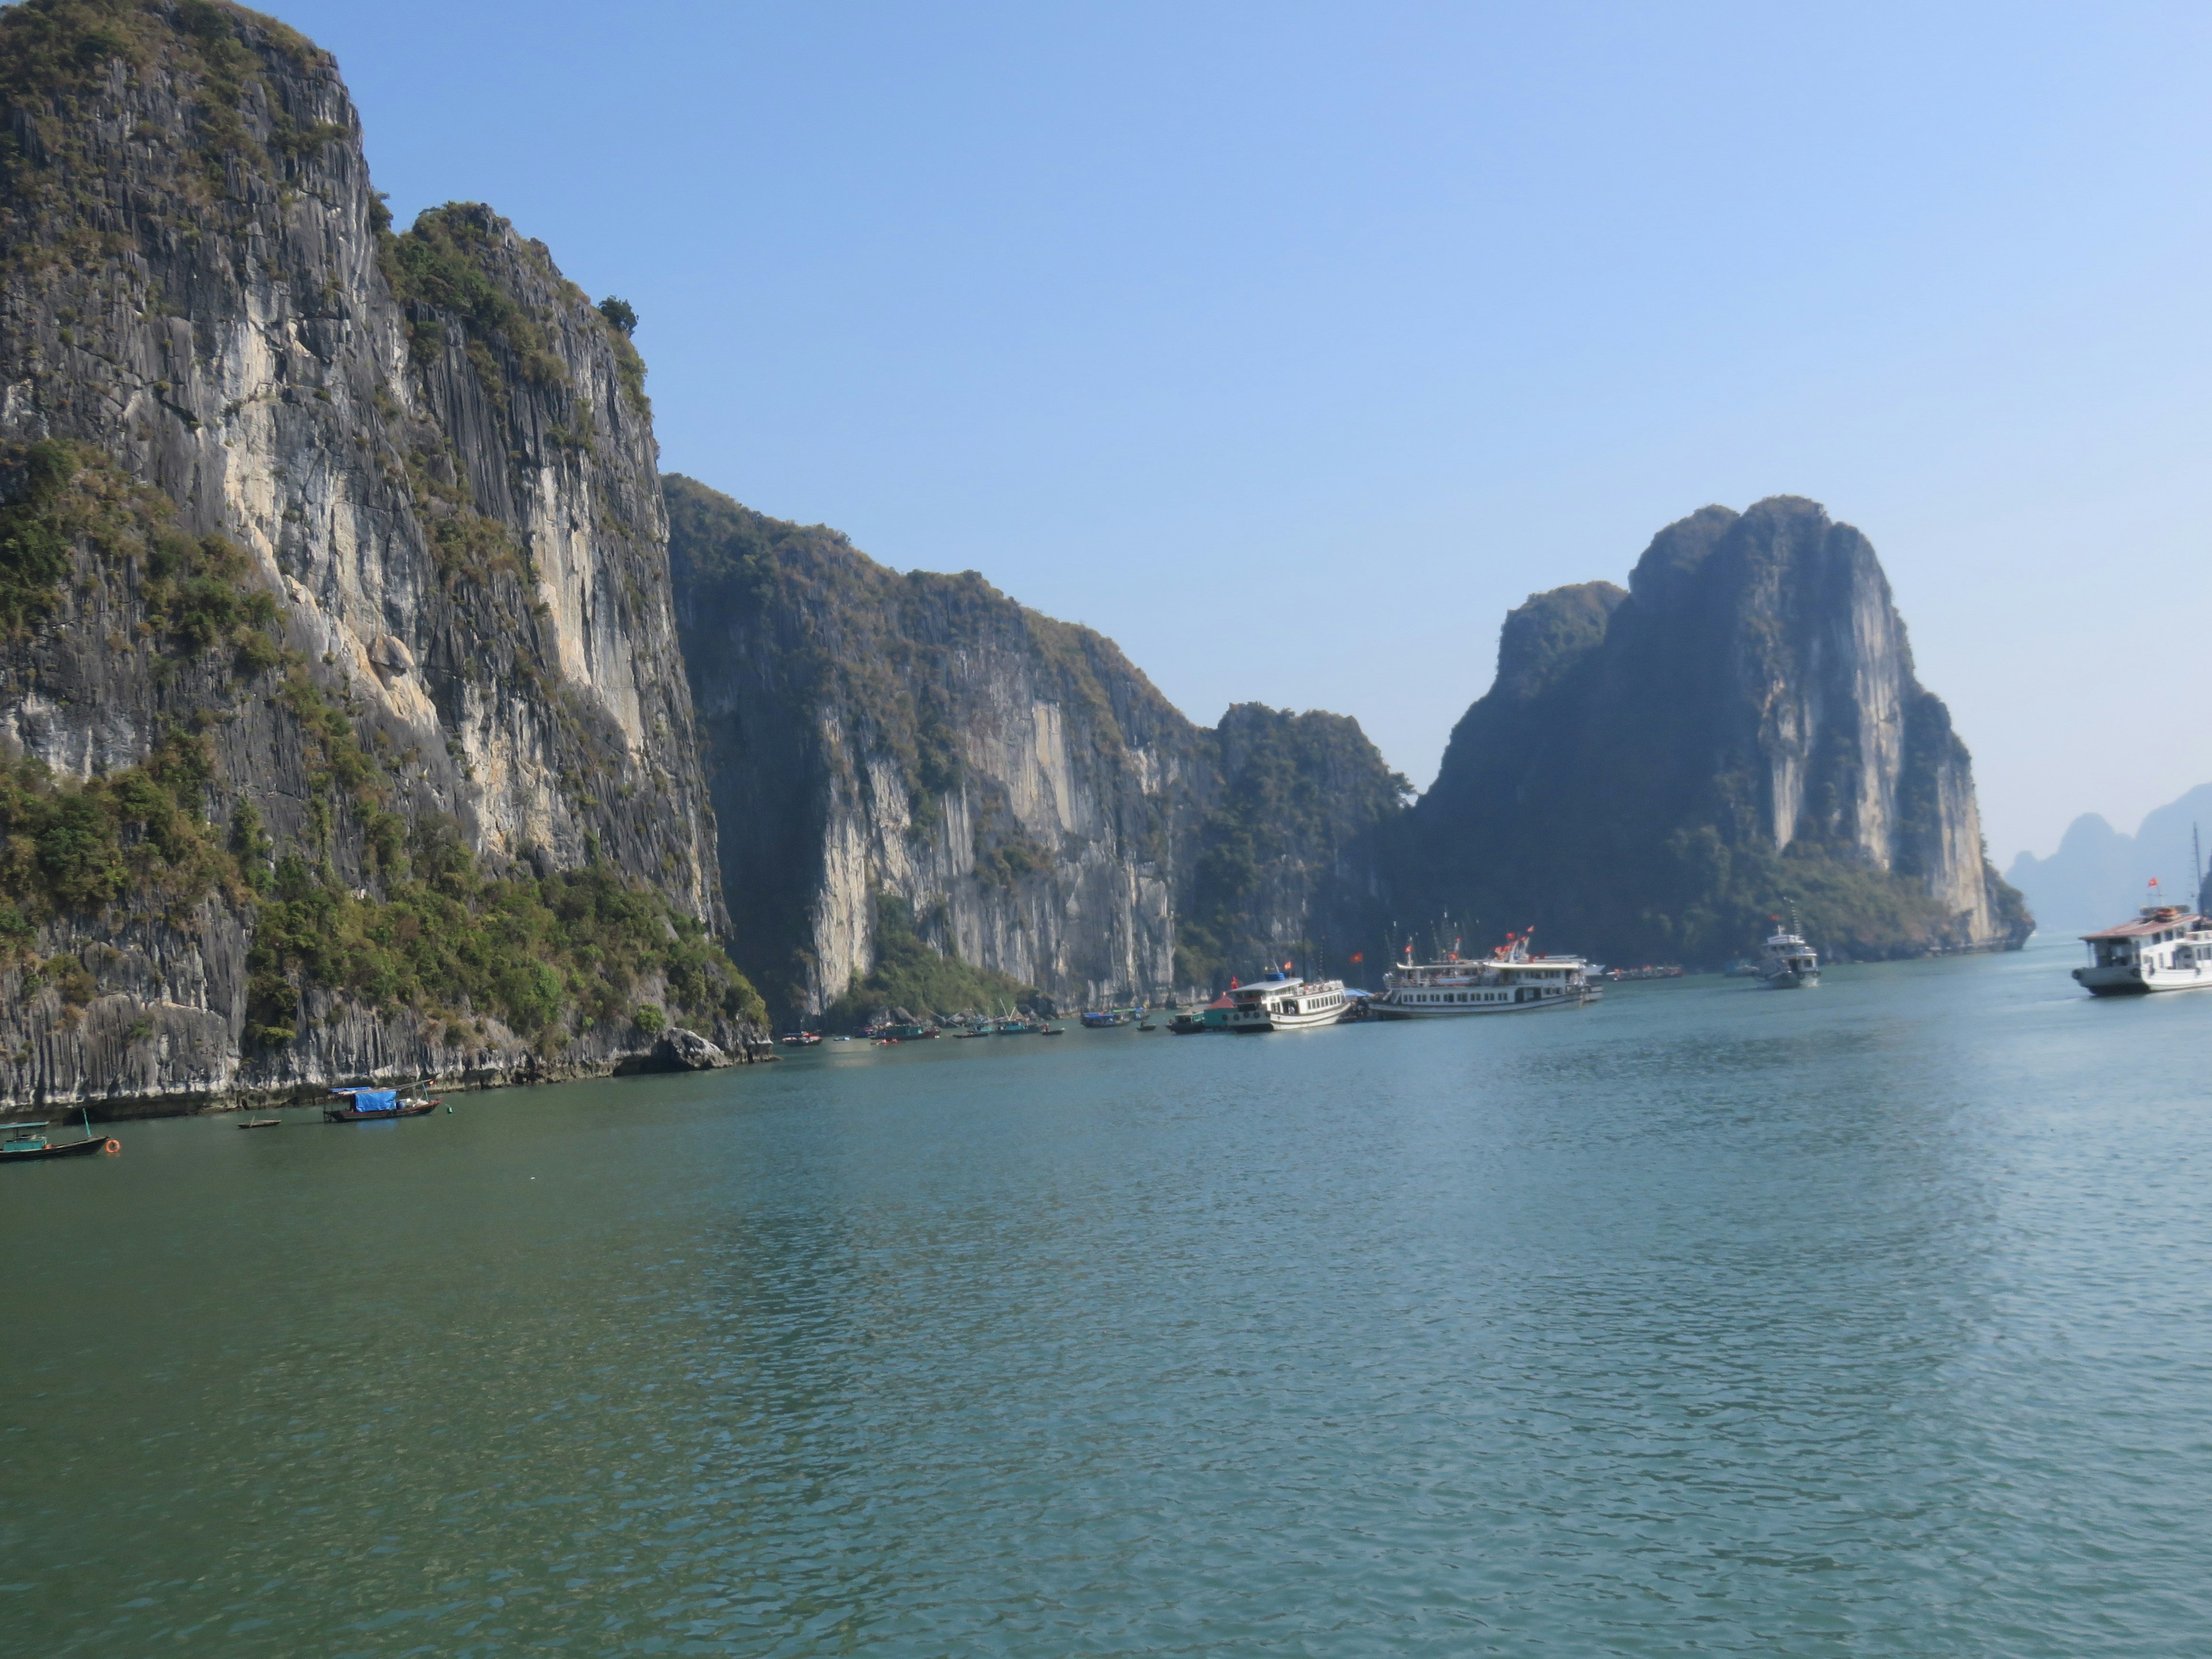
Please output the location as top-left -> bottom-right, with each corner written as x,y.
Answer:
278,0 -> 2212,862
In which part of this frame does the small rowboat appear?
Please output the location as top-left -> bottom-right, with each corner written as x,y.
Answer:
238,1117 -> 283,1130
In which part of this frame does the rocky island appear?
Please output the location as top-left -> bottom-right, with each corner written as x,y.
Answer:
1405,497 -> 2031,965
0,0 -> 761,1112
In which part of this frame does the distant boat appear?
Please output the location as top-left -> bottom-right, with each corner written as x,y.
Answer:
238,1116 -> 283,1130
1373,931 -> 1599,1017
1759,911 -> 1820,989
778,1031 -> 821,1047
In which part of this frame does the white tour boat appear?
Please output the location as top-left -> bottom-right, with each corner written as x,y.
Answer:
1372,930 -> 1598,1018
2073,899 -> 2212,996
1759,916 -> 1820,989
1224,970 -> 1352,1033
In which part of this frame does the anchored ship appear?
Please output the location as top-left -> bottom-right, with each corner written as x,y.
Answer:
2073,888 -> 2212,995
1372,929 -> 1599,1018
1224,969 -> 1351,1032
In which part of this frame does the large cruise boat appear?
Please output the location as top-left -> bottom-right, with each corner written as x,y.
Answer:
2073,900 -> 2212,995
1372,930 -> 1598,1017
1224,970 -> 1351,1032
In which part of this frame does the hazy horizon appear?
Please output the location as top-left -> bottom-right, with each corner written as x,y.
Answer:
277,0 -> 2212,865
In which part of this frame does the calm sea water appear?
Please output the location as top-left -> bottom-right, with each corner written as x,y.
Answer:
5,938 -> 2211,1656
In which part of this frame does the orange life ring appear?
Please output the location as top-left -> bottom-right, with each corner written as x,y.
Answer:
103,1138 -> 120,1154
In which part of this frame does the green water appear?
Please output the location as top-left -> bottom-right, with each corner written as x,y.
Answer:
4,939 -> 2210,1656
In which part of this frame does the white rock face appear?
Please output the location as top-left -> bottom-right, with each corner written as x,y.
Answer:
666,478 -> 1407,1017
0,12 -> 734,1108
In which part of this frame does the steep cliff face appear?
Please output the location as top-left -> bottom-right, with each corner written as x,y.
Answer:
1415,497 -> 2029,964
0,1 -> 756,1110
665,475 -> 1405,1016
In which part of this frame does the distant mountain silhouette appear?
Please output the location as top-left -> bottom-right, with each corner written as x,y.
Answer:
2006,784 -> 2212,933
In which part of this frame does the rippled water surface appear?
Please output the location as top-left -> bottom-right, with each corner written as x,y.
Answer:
6,941 -> 2212,1655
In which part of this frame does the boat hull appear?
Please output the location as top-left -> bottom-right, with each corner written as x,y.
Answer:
324,1101 -> 438,1123
1,1135 -> 115,1161
1373,988 -> 1594,1018
2074,963 -> 2212,995
1226,1009 -> 1344,1033
1759,969 -> 1819,990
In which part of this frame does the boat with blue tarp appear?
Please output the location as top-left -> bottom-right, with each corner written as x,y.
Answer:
324,1088 -> 440,1123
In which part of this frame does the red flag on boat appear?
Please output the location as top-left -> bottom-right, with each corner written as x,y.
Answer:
1350,951 -> 1363,963
1230,976 -> 1239,988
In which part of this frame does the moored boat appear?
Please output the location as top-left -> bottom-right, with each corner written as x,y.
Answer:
1373,930 -> 1598,1018
1225,969 -> 1351,1033
324,1088 -> 440,1123
2,1120 -> 119,1161
2073,899 -> 2212,995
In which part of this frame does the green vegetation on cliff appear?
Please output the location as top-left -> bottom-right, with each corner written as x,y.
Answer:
0,0 -> 335,262
243,844 -> 759,1051
0,732 -> 762,1050
819,895 -> 1039,1032
1177,704 -> 1410,990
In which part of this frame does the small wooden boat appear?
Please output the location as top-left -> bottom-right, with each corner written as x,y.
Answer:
238,1116 -> 283,1130
323,1088 -> 440,1123
2,1120 -> 118,1161
1040,1025 -> 1066,1036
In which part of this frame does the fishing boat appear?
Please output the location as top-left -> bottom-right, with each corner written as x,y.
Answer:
323,1088 -> 440,1123
777,1031 -> 821,1047
1373,929 -> 1599,1018
1224,968 -> 1351,1033
238,1116 -> 283,1130
2,1117 -> 119,1161
1167,1013 -> 1209,1034
1079,1009 -> 1138,1028
2073,893 -> 2212,995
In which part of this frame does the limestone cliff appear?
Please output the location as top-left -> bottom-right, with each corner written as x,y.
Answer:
664,475 -> 1406,1017
0,1 -> 757,1112
1412,497 -> 2030,964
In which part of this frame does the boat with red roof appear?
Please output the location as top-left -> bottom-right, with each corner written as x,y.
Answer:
2073,887 -> 2212,996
